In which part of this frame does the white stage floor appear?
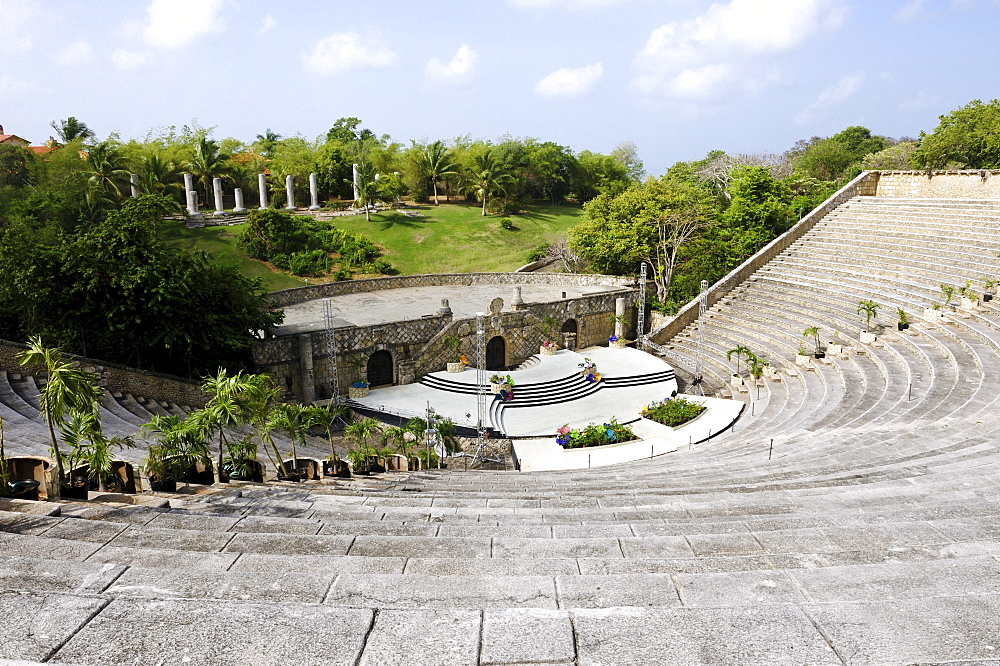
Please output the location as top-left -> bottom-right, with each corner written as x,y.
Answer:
351,347 -> 679,437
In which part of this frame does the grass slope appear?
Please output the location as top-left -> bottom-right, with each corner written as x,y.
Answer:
159,202 -> 583,292
337,202 -> 583,274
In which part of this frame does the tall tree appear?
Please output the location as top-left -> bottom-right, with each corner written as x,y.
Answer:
185,137 -> 231,208
50,117 -> 95,144
466,148 -> 513,216
913,99 -> 1000,168
83,140 -> 131,201
420,140 -> 458,205
254,129 -> 283,157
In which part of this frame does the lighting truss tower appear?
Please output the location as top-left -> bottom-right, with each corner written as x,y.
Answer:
470,311 -> 502,466
692,279 -> 709,396
323,298 -> 340,404
636,262 -> 647,350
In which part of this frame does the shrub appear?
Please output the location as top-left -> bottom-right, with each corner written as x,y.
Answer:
372,258 -> 395,275
269,253 -> 290,270
288,249 -> 332,277
527,244 -> 550,262
641,396 -> 706,427
556,418 -> 635,449
498,217 -> 514,230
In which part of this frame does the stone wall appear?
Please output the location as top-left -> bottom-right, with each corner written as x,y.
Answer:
266,272 -> 635,308
875,170 -> 1000,198
0,339 -> 207,408
253,290 -> 636,403
648,170 -> 881,346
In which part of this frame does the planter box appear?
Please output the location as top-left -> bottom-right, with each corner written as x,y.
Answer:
490,382 -> 502,394
730,373 -> 744,386
348,386 -> 369,399
540,345 -> 558,356
446,362 -> 465,373
795,354 -> 812,367
860,331 -> 877,344
923,307 -> 945,319
826,343 -> 843,355
961,296 -> 979,309
609,339 -> 627,350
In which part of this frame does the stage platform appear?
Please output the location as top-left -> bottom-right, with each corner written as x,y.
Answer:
350,347 -> 678,437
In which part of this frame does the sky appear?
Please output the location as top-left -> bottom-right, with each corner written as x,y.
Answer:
2,0 -> 999,174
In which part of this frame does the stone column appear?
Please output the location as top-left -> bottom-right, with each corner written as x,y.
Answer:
130,173 -> 140,198
298,335 -> 315,404
212,177 -> 225,217
615,297 -> 627,338
257,173 -> 268,209
183,173 -> 195,210
309,172 -> 321,210
186,190 -> 201,218
352,163 -> 360,200
436,298 -> 452,317
285,175 -> 296,211
233,188 -> 246,213
511,286 -> 525,310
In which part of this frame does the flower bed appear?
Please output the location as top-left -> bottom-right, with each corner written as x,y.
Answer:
640,396 -> 706,427
556,418 -> 636,449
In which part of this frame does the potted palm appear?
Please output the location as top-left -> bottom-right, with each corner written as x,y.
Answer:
344,417 -> 381,475
140,414 -> 212,492
726,345 -> 751,386
442,335 -> 466,372
897,307 -> 910,331
827,330 -> 843,356
983,278 -> 997,302
857,300 -> 880,343
940,283 -> 956,311
804,326 -> 824,358
960,280 -> 979,309
795,340 -> 812,367
609,314 -> 629,349
748,355 -> 769,386
346,355 -> 370,398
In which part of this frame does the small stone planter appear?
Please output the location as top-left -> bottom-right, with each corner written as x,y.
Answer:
961,296 -> 979,309
540,345 -> 558,356
490,383 -> 502,394
923,307 -> 945,319
348,386 -> 370,399
447,362 -> 465,373
860,331 -> 877,344
795,354 -> 812,367
827,343 -> 843,355
609,339 -> 627,350
730,373 -> 744,386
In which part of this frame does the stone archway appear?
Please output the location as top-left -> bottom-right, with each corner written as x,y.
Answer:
561,318 -> 578,333
486,336 -> 506,371
367,350 -> 394,387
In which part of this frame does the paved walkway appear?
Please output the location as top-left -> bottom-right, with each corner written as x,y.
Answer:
275,282 -> 622,334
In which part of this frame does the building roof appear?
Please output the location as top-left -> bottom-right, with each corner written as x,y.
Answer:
0,134 -> 29,147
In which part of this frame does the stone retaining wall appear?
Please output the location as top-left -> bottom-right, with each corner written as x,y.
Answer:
0,339 -> 207,408
875,170 -> 1000,198
266,272 -> 634,307
648,170 -> 881,345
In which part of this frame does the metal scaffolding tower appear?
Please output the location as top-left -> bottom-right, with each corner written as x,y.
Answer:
323,298 -> 340,404
636,262 -> 647,350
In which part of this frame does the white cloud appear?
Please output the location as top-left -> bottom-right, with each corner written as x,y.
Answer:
794,73 -> 864,125
632,0 -> 847,102
141,0 -> 226,49
302,32 -> 398,75
425,44 -> 480,85
111,49 -> 153,71
0,0 -> 39,53
510,0 -> 625,8
535,62 -> 604,98
258,15 -> 276,35
51,41 -> 96,67
0,75 -> 31,97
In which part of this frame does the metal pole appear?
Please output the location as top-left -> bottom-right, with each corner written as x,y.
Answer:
696,279 -> 708,378
636,262 -> 647,350
909,383 -> 912,402
768,438 -> 774,460
323,298 -> 340,404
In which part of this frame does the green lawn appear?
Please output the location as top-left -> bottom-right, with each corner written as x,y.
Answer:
336,202 -> 583,274
159,201 -> 584,292
159,221 -> 308,292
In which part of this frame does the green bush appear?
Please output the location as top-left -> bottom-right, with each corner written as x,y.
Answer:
557,418 -> 635,449
527,244 -> 550,262
288,249 -> 332,277
641,396 -> 705,427
372,258 -> 395,275
498,217 -> 514,230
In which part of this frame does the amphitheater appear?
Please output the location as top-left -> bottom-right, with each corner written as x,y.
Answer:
2,170 -> 1000,665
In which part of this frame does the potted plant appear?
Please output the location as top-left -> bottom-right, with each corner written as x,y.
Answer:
578,358 -> 599,382
347,355 -> 370,398
897,307 -> 910,331
539,316 -> 560,355
489,373 -> 503,394
344,417 -> 381,475
924,302 -> 945,319
940,283 -> 956,311
857,299 -> 880,343
442,335 -> 466,372
983,278 -> 997,302
726,345 -> 752,385
804,326 -> 824,358
960,280 -> 979,309
609,314 -> 630,349
795,340 -> 812,367
748,355 -> 769,386
222,436 -> 260,482
827,330 -> 843,355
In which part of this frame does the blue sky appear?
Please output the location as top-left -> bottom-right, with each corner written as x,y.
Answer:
2,0 -> 998,174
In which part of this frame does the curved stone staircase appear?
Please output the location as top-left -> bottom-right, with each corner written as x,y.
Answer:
2,193 -> 1000,664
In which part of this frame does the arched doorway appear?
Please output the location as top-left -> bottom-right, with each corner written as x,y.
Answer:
367,350 -> 394,387
561,319 -> 578,333
486,336 -> 506,371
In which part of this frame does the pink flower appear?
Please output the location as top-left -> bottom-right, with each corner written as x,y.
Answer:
556,425 -> 570,435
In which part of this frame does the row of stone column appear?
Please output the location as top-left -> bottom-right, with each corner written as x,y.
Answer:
177,173 -> 327,218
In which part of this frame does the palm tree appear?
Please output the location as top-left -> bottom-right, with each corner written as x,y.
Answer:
856,300 -> 880,333
267,402 -> 312,474
725,345 -> 753,375
185,137 -> 231,208
255,129 -> 282,157
351,160 -> 393,221
137,153 -> 183,200
51,116 -> 95,144
239,374 -> 287,477
467,149 -> 513,216
16,336 -> 103,483
344,417 -> 381,472
303,403 -> 351,460
194,368 -> 251,483
421,140 -> 458,205
84,140 -> 131,201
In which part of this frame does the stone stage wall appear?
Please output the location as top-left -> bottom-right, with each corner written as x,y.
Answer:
254,277 -> 639,404
875,170 -> 1000,198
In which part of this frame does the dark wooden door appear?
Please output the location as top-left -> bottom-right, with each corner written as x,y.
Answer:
367,350 -> 394,387
486,336 -> 506,371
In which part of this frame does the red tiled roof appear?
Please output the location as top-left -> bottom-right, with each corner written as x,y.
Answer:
0,134 -> 29,146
